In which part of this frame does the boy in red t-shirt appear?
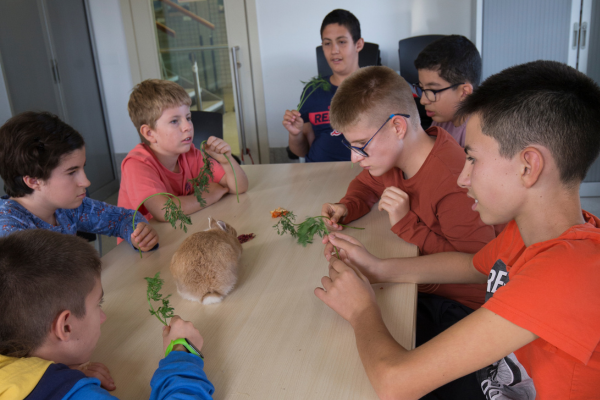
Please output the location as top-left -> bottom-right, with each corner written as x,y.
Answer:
317,60 -> 600,398
118,79 -> 248,226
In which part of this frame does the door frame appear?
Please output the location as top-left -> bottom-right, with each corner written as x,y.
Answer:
82,0 -> 121,200
120,0 -> 269,163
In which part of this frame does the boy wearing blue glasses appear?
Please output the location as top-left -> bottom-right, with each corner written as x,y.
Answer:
322,65 -> 495,398
414,35 -> 481,147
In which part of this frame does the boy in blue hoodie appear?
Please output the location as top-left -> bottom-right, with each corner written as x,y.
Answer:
0,229 -> 214,399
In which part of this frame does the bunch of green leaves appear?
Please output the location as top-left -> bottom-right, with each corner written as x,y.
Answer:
273,211 -> 364,258
145,272 -> 174,326
133,192 -> 192,257
188,140 -> 239,205
297,76 -> 331,110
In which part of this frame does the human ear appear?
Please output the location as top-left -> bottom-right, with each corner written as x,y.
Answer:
51,310 -> 73,342
355,38 -> 364,52
392,116 -> 408,140
140,125 -> 156,144
460,83 -> 474,100
520,147 -> 544,188
22,176 -> 42,190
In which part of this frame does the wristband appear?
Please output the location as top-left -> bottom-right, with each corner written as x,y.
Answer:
165,338 -> 204,359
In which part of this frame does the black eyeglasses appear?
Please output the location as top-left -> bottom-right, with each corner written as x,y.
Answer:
341,113 -> 410,157
412,82 -> 464,102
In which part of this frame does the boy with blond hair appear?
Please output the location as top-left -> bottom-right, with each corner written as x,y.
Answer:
118,79 -> 248,225
321,66 -> 495,397
319,60 -> 600,398
414,35 -> 481,147
0,229 -> 214,399
0,112 -> 157,252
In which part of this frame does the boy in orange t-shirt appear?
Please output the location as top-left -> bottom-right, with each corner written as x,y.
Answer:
118,79 -> 248,228
318,60 -> 600,398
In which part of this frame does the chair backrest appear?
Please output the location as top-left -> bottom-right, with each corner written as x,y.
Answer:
316,42 -> 381,77
398,35 -> 445,85
191,110 -> 223,149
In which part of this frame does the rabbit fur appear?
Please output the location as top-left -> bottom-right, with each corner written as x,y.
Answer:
170,217 -> 242,305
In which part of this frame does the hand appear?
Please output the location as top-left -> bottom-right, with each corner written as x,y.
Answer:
162,315 -> 204,354
282,110 -> 304,136
204,136 -> 232,164
322,232 -> 381,282
131,222 -> 159,252
314,258 -> 379,326
321,203 -> 348,231
378,186 -> 410,227
71,362 -> 115,391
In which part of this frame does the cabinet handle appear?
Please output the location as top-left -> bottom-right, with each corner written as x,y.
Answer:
573,22 -> 580,49
231,46 -> 247,156
581,21 -> 588,49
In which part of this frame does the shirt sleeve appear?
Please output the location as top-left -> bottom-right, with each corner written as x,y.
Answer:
339,170 -> 386,223
62,377 -> 118,400
483,240 -> 600,365
149,351 -> 215,400
391,190 -> 496,255
74,197 -> 147,246
121,157 -> 170,214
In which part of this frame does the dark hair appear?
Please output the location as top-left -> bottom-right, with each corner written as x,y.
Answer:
457,60 -> 600,185
0,112 -> 85,197
320,9 -> 361,44
0,230 -> 101,357
414,35 -> 482,88
330,66 -> 419,133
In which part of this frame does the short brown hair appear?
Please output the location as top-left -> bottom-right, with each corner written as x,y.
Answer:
0,112 -> 85,197
0,230 -> 101,357
457,60 -> 600,185
128,79 -> 192,144
330,66 -> 420,133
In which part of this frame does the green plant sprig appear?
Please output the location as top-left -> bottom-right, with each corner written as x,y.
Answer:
297,76 -> 331,111
133,192 -> 192,257
189,140 -> 239,205
145,272 -> 174,326
273,211 -> 364,258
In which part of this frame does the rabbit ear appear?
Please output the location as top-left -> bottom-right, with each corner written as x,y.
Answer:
217,220 -> 228,232
208,216 -> 215,228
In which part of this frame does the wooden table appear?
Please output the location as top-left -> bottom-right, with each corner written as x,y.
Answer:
93,162 -> 418,399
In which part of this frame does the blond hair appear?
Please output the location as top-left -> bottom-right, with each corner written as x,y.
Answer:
330,66 -> 419,133
128,79 -> 192,144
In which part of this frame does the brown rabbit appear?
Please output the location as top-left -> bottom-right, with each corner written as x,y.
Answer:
170,217 -> 242,305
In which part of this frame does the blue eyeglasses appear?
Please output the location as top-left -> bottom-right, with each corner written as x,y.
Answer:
341,113 -> 410,157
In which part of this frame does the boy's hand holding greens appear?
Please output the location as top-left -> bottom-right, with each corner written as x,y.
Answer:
321,202 -> 348,231
130,221 -> 159,252
162,316 -> 204,355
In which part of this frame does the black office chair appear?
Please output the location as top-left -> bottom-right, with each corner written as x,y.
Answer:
191,110 -> 241,164
398,35 -> 445,130
316,42 -> 381,77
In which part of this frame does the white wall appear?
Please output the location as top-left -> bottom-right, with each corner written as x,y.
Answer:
255,0 -> 474,148
88,0 -> 140,155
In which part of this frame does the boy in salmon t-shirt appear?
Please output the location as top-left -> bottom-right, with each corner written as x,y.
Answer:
319,60 -> 600,398
118,79 -> 248,231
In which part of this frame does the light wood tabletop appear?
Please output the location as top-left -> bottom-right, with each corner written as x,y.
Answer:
93,162 -> 418,399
